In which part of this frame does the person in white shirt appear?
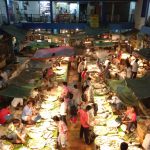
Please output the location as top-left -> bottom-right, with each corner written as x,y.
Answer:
131,59 -> 139,78
59,98 -> 67,125
126,63 -> 132,78
111,93 -> 123,110
11,98 -> 24,108
71,84 -> 82,106
104,59 -> 110,67
30,88 -> 39,99
78,61 -> 85,82
142,126 -> 150,150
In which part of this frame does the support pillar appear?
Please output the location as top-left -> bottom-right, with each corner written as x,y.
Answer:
50,0 -> 53,23
4,0 -> 10,24
111,3 -> 114,23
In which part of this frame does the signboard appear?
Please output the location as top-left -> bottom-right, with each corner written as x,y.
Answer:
89,15 -> 99,28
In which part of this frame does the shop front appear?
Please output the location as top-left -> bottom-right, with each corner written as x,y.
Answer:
53,2 -> 79,23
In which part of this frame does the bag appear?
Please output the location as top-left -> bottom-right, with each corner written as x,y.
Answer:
88,129 -> 96,144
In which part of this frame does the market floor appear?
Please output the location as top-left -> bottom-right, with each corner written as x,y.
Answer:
64,68 -> 95,150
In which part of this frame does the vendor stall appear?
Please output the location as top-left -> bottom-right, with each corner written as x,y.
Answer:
85,57 -> 142,150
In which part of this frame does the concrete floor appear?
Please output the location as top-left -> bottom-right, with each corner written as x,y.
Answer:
65,67 -> 95,150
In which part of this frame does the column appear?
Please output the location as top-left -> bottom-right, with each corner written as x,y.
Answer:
4,0 -> 10,24
50,0 -> 53,23
111,3 -> 114,23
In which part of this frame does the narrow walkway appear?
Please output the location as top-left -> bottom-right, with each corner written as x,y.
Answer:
65,67 -> 94,150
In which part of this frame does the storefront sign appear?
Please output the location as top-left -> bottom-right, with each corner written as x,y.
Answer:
89,15 -> 99,28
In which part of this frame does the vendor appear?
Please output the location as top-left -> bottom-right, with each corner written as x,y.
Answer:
21,100 -> 41,124
6,119 -> 26,144
11,97 -> 24,109
31,88 -> 39,99
0,105 -> 13,125
122,106 -> 137,133
111,93 -> 123,111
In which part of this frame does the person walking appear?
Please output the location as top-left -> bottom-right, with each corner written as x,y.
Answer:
78,105 -> 92,145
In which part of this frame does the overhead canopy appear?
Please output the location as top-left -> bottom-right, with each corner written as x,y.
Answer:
135,48 -> 150,60
0,25 -> 27,42
32,46 -> 75,60
0,68 -> 41,98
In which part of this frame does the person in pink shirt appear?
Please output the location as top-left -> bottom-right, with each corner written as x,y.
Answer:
78,105 -> 92,145
122,106 -> 137,133
53,116 -> 68,148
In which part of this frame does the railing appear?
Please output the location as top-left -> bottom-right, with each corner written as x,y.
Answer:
14,13 -> 87,23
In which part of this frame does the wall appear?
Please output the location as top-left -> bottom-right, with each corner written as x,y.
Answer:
134,0 -> 145,29
0,0 -> 7,25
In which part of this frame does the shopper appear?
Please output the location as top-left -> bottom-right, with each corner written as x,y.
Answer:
126,63 -> 132,78
71,84 -> 82,107
120,142 -> 128,150
78,105 -> 92,145
78,61 -> 85,82
131,59 -> 139,78
53,116 -> 68,148
59,98 -> 67,125
81,68 -> 88,82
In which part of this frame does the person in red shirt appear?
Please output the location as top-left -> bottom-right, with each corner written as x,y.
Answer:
0,105 -> 13,125
81,68 -> 88,82
78,105 -> 92,145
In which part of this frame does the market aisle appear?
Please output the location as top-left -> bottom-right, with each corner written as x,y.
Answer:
65,67 -> 94,150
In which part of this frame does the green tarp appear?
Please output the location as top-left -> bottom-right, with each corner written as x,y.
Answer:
94,41 -> 115,47
0,68 -> 42,98
108,79 -> 138,106
1,25 -> 27,42
108,75 -> 150,106
25,41 -> 59,53
126,75 -> 150,100
135,48 -> 150,60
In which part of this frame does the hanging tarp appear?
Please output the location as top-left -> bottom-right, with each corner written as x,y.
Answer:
0,68 -> 42,98
32,46 -> 75,60
0,25 -> 27,42
108,75 -> 150,105
108,79 -> 138,106
126,75 -> 150,100
135,48 -> 150,60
